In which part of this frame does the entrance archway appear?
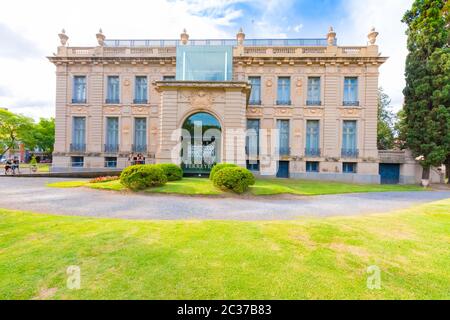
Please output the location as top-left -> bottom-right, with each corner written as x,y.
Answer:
181,112 -> 222,175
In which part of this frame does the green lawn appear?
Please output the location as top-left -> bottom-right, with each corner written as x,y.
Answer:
0,199 -> 449,299
47,177 -> 424,196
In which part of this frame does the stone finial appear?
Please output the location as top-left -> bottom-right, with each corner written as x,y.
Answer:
326,26 -> 336,46
58,29 -> 68,46
180,28 -> 189,45
236,27 -> 245,45
368,27 -> 379,45
96,28 -> 105,46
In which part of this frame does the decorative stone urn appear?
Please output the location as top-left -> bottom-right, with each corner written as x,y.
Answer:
180,28 -> 189,45
58,29 -> 68,46
368,27 -> 379,45
326,26 -> 336,46
236,27 -> 245,45
96,28 -> 105,46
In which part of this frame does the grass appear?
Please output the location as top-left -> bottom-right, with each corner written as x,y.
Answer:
0,199 -> 449,299
47,177 -> 424,196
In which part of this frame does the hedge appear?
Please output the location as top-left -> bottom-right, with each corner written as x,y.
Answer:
120,164 -> 167,190
209,163 -> 238,180
212,166 -> 255,194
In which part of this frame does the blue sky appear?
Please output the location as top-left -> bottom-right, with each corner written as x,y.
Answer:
0,0 -> 413,119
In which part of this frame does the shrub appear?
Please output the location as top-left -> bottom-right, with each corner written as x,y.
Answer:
212,167 -> 255,194
155,163 -> 183,181
120,164 -> 167,190
209,163 -> 238,180
89,176 -> 120,184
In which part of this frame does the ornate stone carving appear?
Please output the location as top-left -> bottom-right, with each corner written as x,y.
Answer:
58,29 -> 68,46
131,106 -> 149,115
236,27 -> 245,45
246,107 -> 263,116
327,27 -> 336,46
304,107 -> 324,117
266,79 -> 273,87
275,108 -> 293,116
180,29 -> 189,45
96,29 -> 105,46
189,90 -> 213,109
368,27 -> 379,45
339,108 -> 361,117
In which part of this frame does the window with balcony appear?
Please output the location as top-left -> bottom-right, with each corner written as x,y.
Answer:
343,77 -> 359,106
248,77 -> 261,105
105,117 -> 119,153
134,76 -> 148,104
342,120 -> 358,158
106,76 -> 120,104
133,118 -> 147,153
343,162 -> 357,173
72,76 -> 86,104
306,77 -> 321,106
277,119 -> 290,156
306,161 -> 319,172
305,120 -> 320,157
277,77 -> 291,105
71,117 -> 86,152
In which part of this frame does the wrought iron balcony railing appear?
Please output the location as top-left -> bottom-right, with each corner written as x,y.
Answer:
341,148 -> 359,158
276,100 -> 292,106
132,144 -> 147,153
71,98 -> 86,104
306,100 -> 322,106
70,143 -> 86,152
105,98 -> 120,104
305,148 -> 321,157
104,144 -> 119,153
249,99 -> 261,106
133,99 -> 148,104
343,101 -> 359,107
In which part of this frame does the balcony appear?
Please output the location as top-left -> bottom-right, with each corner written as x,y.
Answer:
133,99 -> 148,104
343,101 -> 359,107
276,100 -> 291,106
105,98 -> 120,104
305,148 -> 321,157
306,100 -> 321,106
71,98 -> 86,104
70,143 -> 86,152
341,148 -> 359,158
104,144 -> 119,153
132,144 -> 147,153
249,99 -> 261,106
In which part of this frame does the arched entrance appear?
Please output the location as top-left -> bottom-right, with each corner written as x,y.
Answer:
181,112 -> 222,175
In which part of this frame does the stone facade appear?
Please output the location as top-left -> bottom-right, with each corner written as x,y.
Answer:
49,28 -> 393,183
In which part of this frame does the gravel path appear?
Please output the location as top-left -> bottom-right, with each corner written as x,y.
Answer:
0,177 -> 449,221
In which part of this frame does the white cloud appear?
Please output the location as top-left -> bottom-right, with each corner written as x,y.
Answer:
293,24 -> 303,33
340,0 -> 414,112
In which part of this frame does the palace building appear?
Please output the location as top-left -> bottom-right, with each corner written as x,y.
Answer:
49,27 -> 397,183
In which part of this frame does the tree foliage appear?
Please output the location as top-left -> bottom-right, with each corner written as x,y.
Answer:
402,0 -> 450,179
377,88 -> 396,150
0,109 -> 35,158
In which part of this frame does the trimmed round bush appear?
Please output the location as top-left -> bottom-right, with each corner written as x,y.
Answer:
209,163 -> 238,180
120,164 -> 167,190
155,163 -> 183,181
212,167 -> 255,194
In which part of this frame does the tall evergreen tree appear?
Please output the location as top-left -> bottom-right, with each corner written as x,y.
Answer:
402,0 -> 450,181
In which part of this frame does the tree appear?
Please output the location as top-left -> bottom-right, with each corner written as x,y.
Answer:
0,109 -> 35,159
402,0 -> 450,180
377,88 -> 396,150
31,118 -> 55,155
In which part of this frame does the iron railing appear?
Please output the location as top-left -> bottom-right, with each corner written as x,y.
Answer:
132,144 -> 147,153
105,98 -> 120,104
71,98 -> 86,104
341,148 -> 359,158
249,99 -> 261,105
104,144 -> 119,153
70,143 -> 86,152
305,148 -> 321,157
306,100 -> 321,106
343,101 -> 359,106
276,100 -> 291,106
133,99 -> 148,104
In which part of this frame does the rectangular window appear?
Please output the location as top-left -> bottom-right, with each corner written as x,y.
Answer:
72,76 -> 86,104
71,117 -> 86,152
106,76 -> 120,104
105,117 -> 119,153
71,156 -> 84,168
306,161 -> 319,172
277,119 -> 290,156
104,157 -> 117,168
246,160 -> 260,172
342,120 -> 358,158
248,77 -> 261,105
307,77 -> 321,105
343,162 -> 357,173
343,77 -> 358,106
246,119 -> 260,157
277,77 -> 291,105
133,118 -> 147,153
305,120 -> 320,157
163,75 -> 175,80
134,76 -> 148,104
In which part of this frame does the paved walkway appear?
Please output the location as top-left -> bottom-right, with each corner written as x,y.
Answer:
0,177 -> 449,221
